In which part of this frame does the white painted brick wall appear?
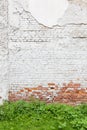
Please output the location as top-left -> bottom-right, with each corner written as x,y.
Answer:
8,0 -> 87,88
1,0 -> 87,103
0,0 -> 8,103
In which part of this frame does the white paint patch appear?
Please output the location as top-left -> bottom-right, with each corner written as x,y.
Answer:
29,0 -> 68,27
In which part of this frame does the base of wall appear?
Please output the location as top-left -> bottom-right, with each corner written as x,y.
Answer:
8,81 -> 87,105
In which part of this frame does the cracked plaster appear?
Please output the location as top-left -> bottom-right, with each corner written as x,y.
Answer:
0,0 -> 87,104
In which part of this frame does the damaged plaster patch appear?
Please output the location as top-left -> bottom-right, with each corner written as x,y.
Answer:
29,0 -> 68,27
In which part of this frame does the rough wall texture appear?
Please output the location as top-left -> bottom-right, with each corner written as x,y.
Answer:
1,0 -> 87,105
0,0 -> 8,104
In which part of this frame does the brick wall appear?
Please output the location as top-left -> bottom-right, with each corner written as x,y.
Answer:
1,0 -> 87,105
9,82 -> 87,105
0,0 -> 8,104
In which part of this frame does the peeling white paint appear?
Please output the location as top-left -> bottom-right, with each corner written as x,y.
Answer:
29,0 -> 68,27
0,0 -> 87,104
8,0 -> 68,27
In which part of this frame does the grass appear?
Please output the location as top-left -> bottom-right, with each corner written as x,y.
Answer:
0,100 -> 87,130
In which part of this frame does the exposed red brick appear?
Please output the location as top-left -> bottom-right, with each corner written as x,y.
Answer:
8,82 -> 87,105
48,83 -> 55,86
42,87 -> 49,91
24,88 -> 32,92
20,89 -> 24,92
